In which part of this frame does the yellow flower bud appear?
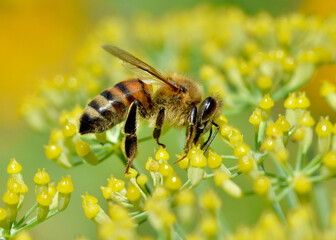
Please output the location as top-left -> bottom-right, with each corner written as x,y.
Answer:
238,155 -> 255,173
7,158 -> 22,174
165,174 -> 182,191
34,168 -> 50,185
254,176 -> 270,195
259,94 -> 274,110
207,150 -> 222,169
188,145 -> 207,168
36,190 -> 52,206
126,184 -> 141,202
293,174 -> 311,194
155,146 -> 170,161
233,143 -> 251,158
125,168 -> 138,179
44,143 -> 62,160
323,151 -> 336,171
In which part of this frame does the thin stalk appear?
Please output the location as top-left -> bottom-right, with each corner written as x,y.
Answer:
16,203 -> 38,228
313,182 -> 329,229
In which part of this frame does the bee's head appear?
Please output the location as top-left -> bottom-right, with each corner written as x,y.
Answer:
193,96 -> 222,144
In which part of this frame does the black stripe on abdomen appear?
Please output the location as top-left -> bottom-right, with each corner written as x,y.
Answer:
115,83 -> 135,104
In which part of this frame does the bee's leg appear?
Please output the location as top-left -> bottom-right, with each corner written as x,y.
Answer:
152,107 -> 166,148
174,106 -> 197,164
124,100 -> 139,174
201,122 -> 219,153
184,106 -> 197,153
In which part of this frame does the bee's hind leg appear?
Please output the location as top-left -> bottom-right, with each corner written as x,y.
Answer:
152,107 -> 166,148
124,100 -> 140,174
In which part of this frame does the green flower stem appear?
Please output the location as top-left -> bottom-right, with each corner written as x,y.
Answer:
271,200 -> 286,223
295,146 -> 305,171
303,154 -> 323,174
273,159 -> 297,209
313,182 -> 330,229
305,163 -> 322,175
310,175 -> 328,183
131,211 -> 147,220
220,155 -> 238,160
16,203 -> 38,228
257,121 -> 267,150
254,129 -> 259,151
179,179 -> 191,191
275,186 -> 293,202
13,210 -> 60,235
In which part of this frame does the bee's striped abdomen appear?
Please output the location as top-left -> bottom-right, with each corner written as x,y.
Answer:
79,79 -> 152,134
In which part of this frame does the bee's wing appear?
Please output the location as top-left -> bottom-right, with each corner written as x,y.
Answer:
102,45 -> 180,90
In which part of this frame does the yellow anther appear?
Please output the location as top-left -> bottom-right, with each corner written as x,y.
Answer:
229,130 -> 244,146
220,124 -> 233,138
44,143 -> 62,160
136,174 -> 148,187
215,115 -> 228,126
36,190 -> 52,206
323,151 -> 336,171
81,193 -> 100,219
34,168 -> 50,185
7,158 -> 22,174
282,57 -> 296,71
3,190 -> 19,205
165,174 -> 182,191
249,108 -> 262,126
155,146 -> 170,161
296,92 -> 310,109
175,154 -> 189,169
238,155 -> 255,173
233,143 -> 251,158
299,112 -> 315,127
126,184 -> 141,202
275,115 -> 291,132
257,75 -> 272,90
214,171 -> 230,186
320,81 -> 336,97
188,145 -> 207,168
107,176 -> 125,192
62,122 -> 77,138
254,176 -> 270,195
145,157 -> 160,172
315,117 -> 333,137
298,49 -> 317,63
75,140 -> 91,157
49,129 -> 63,143
293,174 -> 311,194
207,150 -> 222,169
284,93 -> 297,109
200,65 -> 217,80
124,168 -> 138,179
201,190 -> 221,210
292,127 -> 305,142
275,148 -> 289,163
175,189 -> 195,205
159,163 -> 174,177
266,122 -> 283,137
7,179 -> 21,194
100,186 -> 113,199
57,175 -> 74,193
0,208 -> 7,221
200,216 -> 218,237
259,94 -> 274,110
48,182 -> 57,197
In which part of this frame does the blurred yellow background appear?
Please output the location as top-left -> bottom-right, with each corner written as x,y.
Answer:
1,0 -> 336,239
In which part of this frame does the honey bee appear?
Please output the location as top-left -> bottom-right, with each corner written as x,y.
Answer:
79,45 -> 222,173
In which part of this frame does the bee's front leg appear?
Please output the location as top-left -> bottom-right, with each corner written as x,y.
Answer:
152,107 -> 166,148
124,100 -> 140,174
184,106 -> 197,153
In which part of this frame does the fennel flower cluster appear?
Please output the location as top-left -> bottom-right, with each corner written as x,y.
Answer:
0,159 -> 74,239
18,3 -> 336,239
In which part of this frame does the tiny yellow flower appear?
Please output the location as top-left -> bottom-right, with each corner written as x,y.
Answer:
155,146 -> 170,161
293,174 -> 311,194
254,176 -> 270,195
7,158 -> 22,174
259,94 -> 274,110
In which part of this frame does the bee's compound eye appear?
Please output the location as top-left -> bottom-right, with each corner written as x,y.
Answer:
199,97 -> 217,122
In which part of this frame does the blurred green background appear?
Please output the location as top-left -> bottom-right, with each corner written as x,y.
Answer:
1,0 -> 336,239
